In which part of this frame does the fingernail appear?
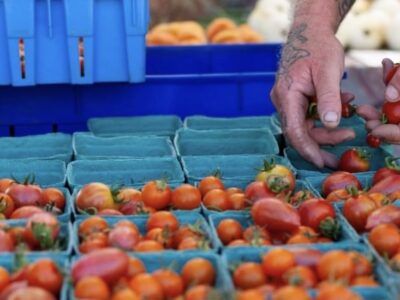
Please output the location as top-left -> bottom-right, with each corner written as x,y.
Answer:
323,112 -> 338,123
386,85 -> 399,102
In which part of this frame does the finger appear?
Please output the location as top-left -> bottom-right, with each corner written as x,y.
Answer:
340,92 -> 355,104
314,64 -> 343,128
382,58 -> 394,83
372,124 -> 400,144
283,91 -> 324,168
309,127 -> 355,146
385,64 -> 400,103
321,150 -> 338,169
366,120 -> 381,131
357,104 -> 380,121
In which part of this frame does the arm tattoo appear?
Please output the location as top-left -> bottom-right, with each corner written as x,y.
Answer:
277,23 -> 310,88
337,0 -> 355,20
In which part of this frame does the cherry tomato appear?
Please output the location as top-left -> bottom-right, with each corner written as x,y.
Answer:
76,183 -> 115,213
0,194 -> 15,218
111,288 -> 139,300
152,269 -> 184,298
0,229 -> 14,251
171,184 -> 201,210
251,198 -> 300,233
181,258 -> 215,288
228,239 -> 250,247
129,274 -> 164,300
79,233 -> 108,254
243,226 -> 270,244
40,188 -> 65,211
365,205 -> 400,230
108,226 -> 140,251
245,181 -> 271,203
233,262 -> 266,289
146,211 -> 179,232
348,251 -> 373,277
26,259 -> 63,295
173,226 -> 203,248
74,276 -> 110,300
373,157 -> 400,185
0,179 -> 15,193
71,248 -> 129,284
217,219 -> 243,245
338,148 -> 370,173
146,228 -> 174,249
228,193 -> 248,210
6,182 -> 42,208
298,198 -> 339,239
78,216 -> 109,237
10,206 -> 43,219
262,248 -> 296,278
226,187 -> 243,196
370,174 -> 400,196
382,100 -> 400,124
118,188 -> 142,215
273,286 -> 311,300
142,180 -> 172,210
127,257 -> 146,279
317,250 -> 354,281
255,160 -> 296,191
25,212 -> 60,250
237,290 -> 265,300
134,240 -> 164,252
283,266 -> 317,288
341,103 -> 356,118
184,285 -> 212,300
343,194 -> 377,232
322,172 -> 362,197
366,134 -> 381,148
7,287 -> 56,300
198,176 -> 224,196
368,224 -> 400,257
202,189 -> 231,211
316,284 -> 362,300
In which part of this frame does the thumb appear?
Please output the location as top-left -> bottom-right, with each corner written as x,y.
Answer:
314,67 -> 343,129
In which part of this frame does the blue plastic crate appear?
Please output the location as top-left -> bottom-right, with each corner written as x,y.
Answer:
73,212 -> 216,254
69,250 -> 231,299
175,128 -> 279,157
0,133 -> 72,162
0,219 -> 72,257
181,154 -> 295,190
0,72 -> 278,137
184,115 -> 282,137
222,242 -> 394,300
0,253 -> 68,299
0,159 -> 66,187
73,132 -> 176,160
87,115 -> 183,138
284,146 -> 390,178
0,0 -> 149,86
147,44 -> 281,75
66,157 -> 185,189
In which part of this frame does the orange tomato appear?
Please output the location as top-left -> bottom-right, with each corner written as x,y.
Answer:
0,267 -> 9,292
152,269 -> 184,298
203,189 -> 231,211
317,251 -> 354,281
217,219 -> 243,245
172,184 -> 201,210
261,248 -> 296,279
233,262 -> 266,289
198,176 -> 224,196
141,180 -> 172,210
129,273 -> 164,300
74,276 -> 111,300
181,258 -> 215,288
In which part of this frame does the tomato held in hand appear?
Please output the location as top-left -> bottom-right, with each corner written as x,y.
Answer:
341,103 -> 356,118
251,198 -> 301,233
322,172 -> 362,197
366,134 -> 381,149
338,148 -> 370,173
382,101 -> 400,124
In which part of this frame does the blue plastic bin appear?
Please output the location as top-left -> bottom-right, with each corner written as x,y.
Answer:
67,157 -> 185,189
0,159 -> 66,187
0,254 -> 68,299
175,128 -> 279,157
181,154 -> 295,190
87,115 -> 183,138
0,0 -> 149,86
284,146 -> 390,178
0,133 -> 72,162
222,242 -> 394,300
73,213 -> 216,254
73,132 -> 176,160
0,220 -> 72,257
0,72 -> 277,137
147,44 -> 281,75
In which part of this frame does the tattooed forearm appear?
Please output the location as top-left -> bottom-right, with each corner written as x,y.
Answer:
337,0 -> 355,20
277,23 -> 311,88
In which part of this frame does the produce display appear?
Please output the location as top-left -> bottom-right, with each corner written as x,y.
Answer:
147,17 -> 264,46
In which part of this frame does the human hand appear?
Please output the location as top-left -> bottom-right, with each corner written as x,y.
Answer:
271,23 -> 355,168
357,58 -> 400,144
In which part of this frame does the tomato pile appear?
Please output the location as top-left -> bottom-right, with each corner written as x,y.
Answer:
78,212 -> 211,253
232,248 -> 378,294
0,177 -> 65,219
0,259 -> 64,299
72,248 -> 217,300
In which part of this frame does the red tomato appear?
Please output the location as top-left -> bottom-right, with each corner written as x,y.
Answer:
0,230 -> 14,251
118,188 -> 142,215
10,206 -> 43,219
384,63 -> 400,85
0,193 -> 15,218
365,205 -> 400,230
245,181 -> 271,203
251,198 -> 300,233
71,248 -> 129,284
366,134 -> 381,149
343,194 -> 377,232
341,103 -> 356,118
171,184 -> 201,210
108,226 -> 140,251
338,148 -> 370,173
216,219 -> 243,245
322,172 -> 362,197
382,101 -> 400,124
373,157 -> 400,185
25,212 -> 60,249
76,183 -> 116,213
141,180 -> 172,210
6,183 -> 42,208
26,259 -> 63,295
146,211 -> 179,232
202,189 -> 231,211
40,188 -> 65,210
298,199 -> 337,234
